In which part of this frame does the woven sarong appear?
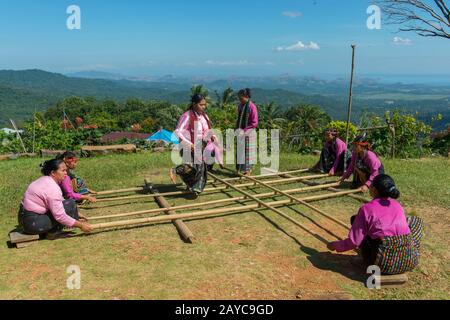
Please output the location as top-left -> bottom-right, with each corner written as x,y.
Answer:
375,216 -> 424,275
176,150 -> 208,194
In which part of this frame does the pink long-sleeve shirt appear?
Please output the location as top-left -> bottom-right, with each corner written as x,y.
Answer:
175,110 -> 212,146
327,138 -> 347,174
237,101 -> 259,132
342,150 -> 382,187
21,176 -> 77,228
175,110 -> 223,165
333,198 -> 411,252
59,175 -> 82,201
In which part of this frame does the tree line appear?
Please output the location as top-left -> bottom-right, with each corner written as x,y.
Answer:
1,86 -> 448,157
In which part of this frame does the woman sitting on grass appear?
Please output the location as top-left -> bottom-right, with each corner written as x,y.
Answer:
328,174 -> 424,275
18,159 -> 93,237
56,151 -> 97,204
340,134 -> 384,192
312,128 -> 349,176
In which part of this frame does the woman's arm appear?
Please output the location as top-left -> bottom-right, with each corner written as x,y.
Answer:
329,207 -> 368,252
175,113 -> 194,146
364,152 -> 382,187
341,150 -> 356,181
60,176 -> 82,201
331,139 -> 346,174
60,176 -> 96,203
243,103 -> 259,131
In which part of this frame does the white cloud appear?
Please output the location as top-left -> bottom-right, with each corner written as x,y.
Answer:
276,41 -> 320,51
205,60 -> 251,66
282,11 -> 302,18
393,37 -> 412,46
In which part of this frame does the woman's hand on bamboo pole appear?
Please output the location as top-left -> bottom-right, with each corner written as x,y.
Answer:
78,212 -> 89,222
74,220 -> 93,233
360,185 -> 369,193
327,242 -> 337,252
83,195 -> 97,203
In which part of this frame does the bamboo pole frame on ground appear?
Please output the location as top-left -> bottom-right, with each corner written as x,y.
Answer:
206,172 -> 330,244
87,183 -> 362,222
221,168 -> 349,229
95,168 -> 312,196
90,198 -> 317,230
90,173 -> 329,204
264,168 -> 370,203
145,180 -> 195,243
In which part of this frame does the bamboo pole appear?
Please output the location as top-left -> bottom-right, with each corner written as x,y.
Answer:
90,188 -> 363,232
91,198 -> 287,230
266,168 -> 369,204
87,182 -> 351,221
97,187 -> 144,196
207,172 -> 330,244
92,173 -> 329,203
145,180 -> 195,243
222,168 -> 349,229
95,168 -> 311,197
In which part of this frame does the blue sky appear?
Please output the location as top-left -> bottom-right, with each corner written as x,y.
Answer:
0,0 -> 449,79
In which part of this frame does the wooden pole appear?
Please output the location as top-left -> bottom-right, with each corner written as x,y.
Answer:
93,174 -> 329,203
207,172 -> 330,244
95,168 -> 312,196
145,180 -> 194,243
10,119 -> 27,154
86,183 -> 357,222
90,189 -> 363,232
91,198 -> 290,230
344,44 -> 356,171
222,168 -> 349,229
270,169 -> 369,203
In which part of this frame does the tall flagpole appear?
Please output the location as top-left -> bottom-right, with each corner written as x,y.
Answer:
344,44 -> 356,169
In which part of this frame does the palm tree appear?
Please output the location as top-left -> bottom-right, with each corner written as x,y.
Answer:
260,102 -> 285,129
190,85 -> 209,100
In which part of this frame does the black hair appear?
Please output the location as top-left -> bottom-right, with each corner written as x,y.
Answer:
56,151 -> 77,160
238,88 -> 251,99
188,94 -> 206,111
353,132 -> 368,144
372,174 -> 400,199
40,159 -> 65,176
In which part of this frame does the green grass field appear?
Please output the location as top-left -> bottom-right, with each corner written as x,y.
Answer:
0,152 -> 449,300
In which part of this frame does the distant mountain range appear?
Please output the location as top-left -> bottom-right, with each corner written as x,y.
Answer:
1,69 -> 449,129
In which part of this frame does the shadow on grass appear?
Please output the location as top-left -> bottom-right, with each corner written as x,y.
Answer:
256,211 -> 366,284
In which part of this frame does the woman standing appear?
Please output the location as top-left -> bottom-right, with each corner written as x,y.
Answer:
236,88 -> 259,175
328,174 -> 423,275
18,159 -> 92,237
57,151 -> 97,203
340,134 -> 384,192
312,128 -> 349,176
170,94 -> 221,195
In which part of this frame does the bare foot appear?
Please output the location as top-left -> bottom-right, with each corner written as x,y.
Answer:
169,168 -> 177,184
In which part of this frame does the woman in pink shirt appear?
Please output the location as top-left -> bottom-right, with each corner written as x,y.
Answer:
169,94 -> 222,195
19,159 -> 93,237
340,134 -> 385,193
312,128 -> 349,176
56,151 -> 96,204
328,174 -> 423,275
